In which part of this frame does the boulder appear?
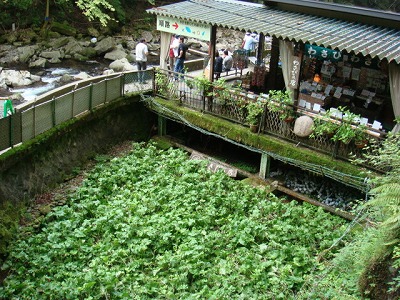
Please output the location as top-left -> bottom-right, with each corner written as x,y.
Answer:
73,72 -> 92,81
293,116 -> 314,137
28,58 -> 47,68
141,31 -> 154,43
60,74 -> 74,83
104,45 -> 127,61
64,39 -> 84,55
109,58 -> 134,72
40,50 -> 62,60
50,21 -> 77,37
94,37 -> 116,55
17,45 -> 39,63
0,70 -> 40,87
51,37 -> 71,49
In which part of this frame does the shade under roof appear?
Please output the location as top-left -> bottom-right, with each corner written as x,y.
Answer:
147,0 -> 400,64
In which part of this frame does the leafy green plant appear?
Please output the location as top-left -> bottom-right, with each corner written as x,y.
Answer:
192,75 -> 213,97
310,110 -> 340,139
0,143 -> 352,299
246,98 -> 266,126
267,90 -> 295,121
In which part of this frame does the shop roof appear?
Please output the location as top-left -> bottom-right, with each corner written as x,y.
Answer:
147,0 -> 400,64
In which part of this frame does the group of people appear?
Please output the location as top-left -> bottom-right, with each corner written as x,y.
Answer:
213,50 -> 233,79
168,34 -> 189,77
134,30 -> 258,83
135,34 -> 189,83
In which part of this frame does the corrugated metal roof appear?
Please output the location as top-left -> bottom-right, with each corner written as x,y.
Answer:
147,0 -> 400,64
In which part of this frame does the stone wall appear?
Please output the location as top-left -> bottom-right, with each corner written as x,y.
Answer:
0,95 -> 156,204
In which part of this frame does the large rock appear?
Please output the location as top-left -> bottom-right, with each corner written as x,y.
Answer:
51,37 -> 72,49
141,31 -> 154,43
64,39 -> 84,56
50,21 -> 77,37
29,58 -> 47,68
0,70 -> 41,87
294,115 -> 314,137
17,45 -> 39,63
94,37 -> 116,55
73,72 -> 92,81
104,45 -> 127,61
40,50 -> 62,60
109,58 -> 134,72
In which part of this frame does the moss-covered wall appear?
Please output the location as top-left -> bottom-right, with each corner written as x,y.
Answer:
0,95 -> 156,205
149,97 -> 375,185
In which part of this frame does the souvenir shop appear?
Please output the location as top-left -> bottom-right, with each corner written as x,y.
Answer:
296,43 -> 394,131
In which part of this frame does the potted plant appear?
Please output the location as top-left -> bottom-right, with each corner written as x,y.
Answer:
330,107 -> 360,144
246,98 -> 266,132
267,90 -> 295,122
310,110 -> 340,140
354,123 -> 370,148
211,78 -> 231,105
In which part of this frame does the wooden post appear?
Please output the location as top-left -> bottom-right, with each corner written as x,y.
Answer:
266,37 -> 279,91
257,33 -> 265,65
158,115 -> 166,136
208,26 -> 217,82
259,152 -> 271,179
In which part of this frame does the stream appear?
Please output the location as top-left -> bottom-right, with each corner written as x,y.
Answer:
2,57 -> 161,103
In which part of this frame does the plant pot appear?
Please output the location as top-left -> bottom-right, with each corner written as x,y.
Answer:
250,124 -> 258,133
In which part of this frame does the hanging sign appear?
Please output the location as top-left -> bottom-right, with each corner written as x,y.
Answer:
289,56 -> 301,88
157,16 -> 211,41
305,44 -> 342,62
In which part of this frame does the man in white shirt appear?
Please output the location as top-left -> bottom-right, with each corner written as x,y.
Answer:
169,34 -> 180,70
135,38 -> 148,83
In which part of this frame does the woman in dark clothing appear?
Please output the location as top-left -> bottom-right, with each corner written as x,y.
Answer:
214,51 -> 223,80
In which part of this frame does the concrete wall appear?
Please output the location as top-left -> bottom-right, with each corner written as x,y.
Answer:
0,95 -> 156,204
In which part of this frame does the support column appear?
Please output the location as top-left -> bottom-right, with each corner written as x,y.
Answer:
266,37 -> 280,91
158,115 -> 167,136
159,32 -> 171,70
208,26 -> 217,82
259,153 -> 271,179
256,33 -> 265,65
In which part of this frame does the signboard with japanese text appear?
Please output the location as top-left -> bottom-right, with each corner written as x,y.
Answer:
305,44 -> 342,62
157,16 -> 211,41
289,56 -> 301,88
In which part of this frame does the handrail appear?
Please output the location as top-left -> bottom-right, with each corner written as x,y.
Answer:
0,69 -> 154,154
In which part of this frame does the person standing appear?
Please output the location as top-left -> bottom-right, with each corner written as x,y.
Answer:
135,38 -> 148,83
214,51 -> 223,80
222,50 -> 233,72
174,36 -> 188,79
168,34 -> 180,70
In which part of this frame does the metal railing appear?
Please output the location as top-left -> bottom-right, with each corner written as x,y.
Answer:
0,66 -> 383,165
0,69 -> 153,154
